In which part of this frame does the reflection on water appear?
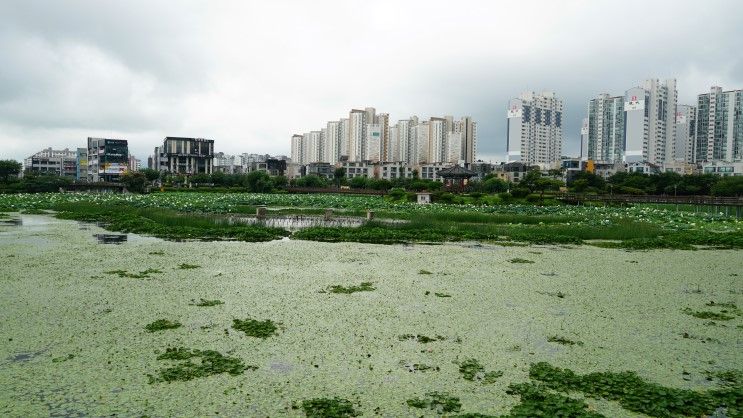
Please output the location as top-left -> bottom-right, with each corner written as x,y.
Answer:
0,217 -> 23,226
94,234 -> 128,244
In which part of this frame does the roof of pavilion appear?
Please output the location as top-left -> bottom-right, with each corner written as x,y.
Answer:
437,164 -> 477,178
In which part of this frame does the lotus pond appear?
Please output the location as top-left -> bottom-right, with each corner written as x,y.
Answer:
0,192 -> 742,249
0,213 -> 741,417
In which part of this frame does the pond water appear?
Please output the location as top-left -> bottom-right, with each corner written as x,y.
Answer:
0,215 -> 741,417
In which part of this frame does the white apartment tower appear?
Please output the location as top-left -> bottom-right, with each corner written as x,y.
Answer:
348,109 -> 366,161
455,116 -> 477,164
674,105 -> 696,163
324,121 -> 341,163
507,91 -> 564,166
695,86 -> 743,162
291,134 -> 303,164
428,117 -> 447,163
587,93 -> 625,162
580,118 -> 589,161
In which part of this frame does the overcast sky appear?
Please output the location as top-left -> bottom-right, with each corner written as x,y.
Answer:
1,0 -> 742,163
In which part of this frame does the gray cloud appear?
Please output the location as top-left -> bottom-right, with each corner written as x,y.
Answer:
1,0 -> 742,162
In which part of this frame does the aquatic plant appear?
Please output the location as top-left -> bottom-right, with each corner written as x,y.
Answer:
508,258 -> 534,264
299,397 -> 359,417
406,392 -> 461,413
51,354 -> 75,363
682,308 -> 735,321
104,268 -> 163,279
327,282 -> 375,294
145,319 -> 182,332
149,347 -> 255,383
528,362 -> 743,417
434,292 -> 451,298
457,358 -> 503,383
232,318 -> 278,338
190,298 -> 224,307
418,269 -> 433,275
177,263 -> 201,270
547,336 -> 584,346
398,334 -> 445,343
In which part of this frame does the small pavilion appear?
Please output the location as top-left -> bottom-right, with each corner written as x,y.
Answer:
437,165 -> 477,191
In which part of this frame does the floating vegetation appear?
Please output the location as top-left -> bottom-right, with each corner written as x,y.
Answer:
399,361 -> 439,372
434,292 -> 451,298
299,397 -> 359,418
418,270 -> 433,275
145,319 -> 182,333
328,282 -> 375,294
508,258 -> 534,264
682,308 -> 735,321
104,268 -> 163,279
148,347 -> 255,383
398,334 -> 446,343
528,362 -> 743,417
406,392 -> 461,413
177,263 -> 201,270
190,298 -> 224,307
547,336 -> 584,346
503,382 -> 604,418
232,318 -> 278,338
457,358 -> 503,383
681,332 -> 720,343
51,354 -> 75,363
705,370 -> 743,387
537,290 -> 566,298
148,251 -> 165,255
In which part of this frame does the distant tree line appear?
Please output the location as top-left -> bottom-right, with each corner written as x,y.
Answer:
567,170 -> 743,197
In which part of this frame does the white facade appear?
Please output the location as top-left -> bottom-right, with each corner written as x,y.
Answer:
580,118 -> 589,161
348,110 -> 366,161
674,104 -> 696,163
291,134 -> 303,165
695,86 -> 743,163
447,131 -> 463,164
324,121 -> 341,164
507,91 -> 563,165
365,123 -> 382,162
428,118 -> 446,163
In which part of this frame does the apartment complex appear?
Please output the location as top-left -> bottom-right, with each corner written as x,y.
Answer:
290,107 -> 477,167
584,79 -> 678,165
87,138 -> 129,182
674,104 -> 696,162
507,91 -> 563,166
695,86 -> 743,163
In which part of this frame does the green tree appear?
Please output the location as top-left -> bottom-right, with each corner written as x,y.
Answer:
139,168 -> 161,183
333,167 -> 346,187
244,171 -> 274,192
120,171 -> 147,193
711,176 -> 743,196
349,176 -> 368,189
272,175 -> 288,189
0,160 -> 22,183
481,177 -> 508,193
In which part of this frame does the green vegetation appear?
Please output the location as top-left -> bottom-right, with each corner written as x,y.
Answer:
190,298 -> 224,307
231,318 -> 278,338
1,192 -> 741,249
457,358 -> 503,383
528,362 -> 743,417
177,263 -> 200,269
682,308 -> 736,321
145,319 -> 182,332
508,258 -> 535,264
418,269 -> 433,275
299,397 -> 359,418
547,336 -> 584,346
502,382 -> 605,418
104,268 -> 163,279
406,392 -> 461,413
148,347 -> 255,383
51,354 -> 75,363
434,292 -> 451,298
327,282 -> 375,294
398,334 -> 445,343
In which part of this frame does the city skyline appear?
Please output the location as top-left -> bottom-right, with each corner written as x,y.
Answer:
1,1 -> 742,163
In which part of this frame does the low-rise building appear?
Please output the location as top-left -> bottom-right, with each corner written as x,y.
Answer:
24,148 -> 78,177
702,161 -> 743,176
87,138 -> 129,182
161,137 -> 214,175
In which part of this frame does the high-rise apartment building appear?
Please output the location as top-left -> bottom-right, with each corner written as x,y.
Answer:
325,121 -> 341,164
507,91 -> 563,166
339,118 -> 350,158
348,109 -> 367,161
674,105 -> 696,163
290,134 -> 303,164
580,118 -> 589,161
695,86 -> 743,162
587,94 -> 624,162
455,116 -> 477,164
584,79 -> 677,164
428,117 -> 447,163
365,123 -> 382,162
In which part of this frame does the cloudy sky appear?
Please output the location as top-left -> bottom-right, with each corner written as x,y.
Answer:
1,0 -> 742,163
